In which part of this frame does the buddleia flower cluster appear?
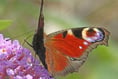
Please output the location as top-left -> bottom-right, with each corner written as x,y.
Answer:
0,34 -> 53,79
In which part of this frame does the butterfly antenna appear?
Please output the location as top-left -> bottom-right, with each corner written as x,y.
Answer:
32,0 -> 47,69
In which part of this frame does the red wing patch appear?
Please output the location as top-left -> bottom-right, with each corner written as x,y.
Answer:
52,33 -> 91,58
45,32 -> 92,76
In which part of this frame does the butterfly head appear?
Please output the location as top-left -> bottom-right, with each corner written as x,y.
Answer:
82,27 -> 105,43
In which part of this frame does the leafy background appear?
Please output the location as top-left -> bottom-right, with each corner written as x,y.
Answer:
0,0 -> 118,79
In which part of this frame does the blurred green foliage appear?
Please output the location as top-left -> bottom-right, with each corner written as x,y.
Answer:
0,0 -> 118,79
0,20 -> 12,30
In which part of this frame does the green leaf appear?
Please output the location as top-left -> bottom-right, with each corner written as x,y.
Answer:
0,20 -> 12,30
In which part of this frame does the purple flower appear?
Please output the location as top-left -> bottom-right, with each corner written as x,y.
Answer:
0,34 -> 53,79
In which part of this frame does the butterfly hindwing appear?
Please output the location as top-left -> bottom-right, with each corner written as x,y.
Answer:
45,27 -> 110,76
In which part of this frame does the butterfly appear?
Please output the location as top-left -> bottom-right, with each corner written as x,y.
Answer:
32,0 -> 110,77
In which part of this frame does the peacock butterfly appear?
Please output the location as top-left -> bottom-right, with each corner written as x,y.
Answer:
32,0 -> 110,77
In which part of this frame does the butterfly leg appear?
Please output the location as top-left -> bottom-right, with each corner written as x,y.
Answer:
24,39 -> 33,47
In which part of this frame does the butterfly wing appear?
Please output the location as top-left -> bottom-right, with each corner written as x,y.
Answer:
45,27 -> 110,76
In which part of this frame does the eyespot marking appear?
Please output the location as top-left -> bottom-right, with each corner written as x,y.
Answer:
82,27 -> 104,43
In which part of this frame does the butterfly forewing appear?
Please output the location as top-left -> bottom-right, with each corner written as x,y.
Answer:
45,27 -> 110,76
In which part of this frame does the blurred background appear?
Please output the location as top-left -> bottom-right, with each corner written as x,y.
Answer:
0,0 -> 118,79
